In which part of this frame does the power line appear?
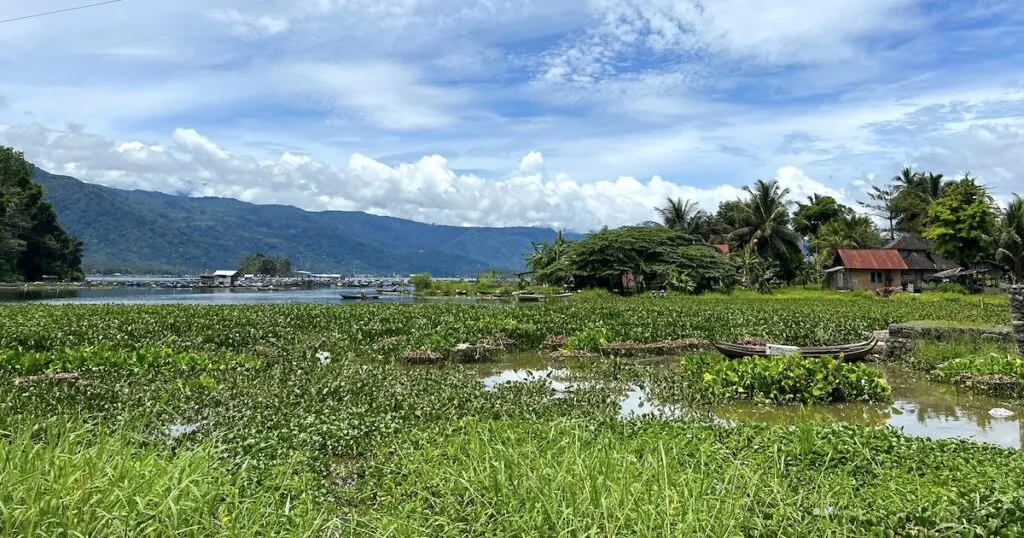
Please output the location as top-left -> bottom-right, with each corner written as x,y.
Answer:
0,0 -> 125,25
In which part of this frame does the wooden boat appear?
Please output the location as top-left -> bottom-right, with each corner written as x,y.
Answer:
515,294 -> 545,302
340,293 -> 380,300
550,292 -> 574,299
713,337 -> 877,361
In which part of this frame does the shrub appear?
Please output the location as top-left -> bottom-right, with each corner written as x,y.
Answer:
932,282 -> 968,295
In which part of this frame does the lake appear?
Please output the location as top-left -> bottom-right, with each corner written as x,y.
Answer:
0,287 -> 422,305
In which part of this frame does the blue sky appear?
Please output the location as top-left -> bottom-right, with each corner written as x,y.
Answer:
1,0 -> 1023,231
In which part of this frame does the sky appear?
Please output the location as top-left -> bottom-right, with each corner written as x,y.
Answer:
1,0 -> 1023,232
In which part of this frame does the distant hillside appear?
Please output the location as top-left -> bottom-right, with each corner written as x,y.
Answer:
35,168 -> 575,275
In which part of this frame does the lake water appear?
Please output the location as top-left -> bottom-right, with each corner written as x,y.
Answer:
480,361 -> 1024,449
0,287 -> 431,305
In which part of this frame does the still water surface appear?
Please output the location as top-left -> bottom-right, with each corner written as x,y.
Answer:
480,361 -> 1024,449
0,287 -> 479,305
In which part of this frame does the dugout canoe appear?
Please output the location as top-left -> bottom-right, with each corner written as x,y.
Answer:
713,337 -> 877,361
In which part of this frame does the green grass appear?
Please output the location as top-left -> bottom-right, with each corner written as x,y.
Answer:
0,420 -> 337,537
347,419 -> 1024,536
2,299 -> 1023,535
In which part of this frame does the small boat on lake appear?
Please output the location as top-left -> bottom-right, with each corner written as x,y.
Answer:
515,294 -> 545,302
713,337 -> 877,361
550,293 -> 574,299
340,293 -> 380,300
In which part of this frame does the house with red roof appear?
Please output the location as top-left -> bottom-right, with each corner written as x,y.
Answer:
824,249 -> 908,291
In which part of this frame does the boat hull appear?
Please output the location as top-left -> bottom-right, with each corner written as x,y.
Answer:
713,337 -> 878,361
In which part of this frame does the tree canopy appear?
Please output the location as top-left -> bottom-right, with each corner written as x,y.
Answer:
0,147 -> 83,281
528,226 -> 735,293
924,176 -> 997,267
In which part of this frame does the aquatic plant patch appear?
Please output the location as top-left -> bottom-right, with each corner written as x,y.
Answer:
703,355 -> 892,404
0,296 -> 1009,359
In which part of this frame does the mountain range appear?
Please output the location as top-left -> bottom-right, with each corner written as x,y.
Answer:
34,168 -> 573,275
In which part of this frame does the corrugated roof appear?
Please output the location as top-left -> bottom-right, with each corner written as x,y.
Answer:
212,270 -> 239,276
836,249 -> 908,270
885,234 -> 932,251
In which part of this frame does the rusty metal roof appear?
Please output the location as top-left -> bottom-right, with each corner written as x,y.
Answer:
836,249 -> 908,270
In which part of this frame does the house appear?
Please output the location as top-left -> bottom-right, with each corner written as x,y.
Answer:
825,249 -> 907,291
884,235 -> 957,292
199,270 -> 240,287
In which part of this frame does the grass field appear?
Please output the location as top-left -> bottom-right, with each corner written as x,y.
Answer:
2,295 -> 1022,536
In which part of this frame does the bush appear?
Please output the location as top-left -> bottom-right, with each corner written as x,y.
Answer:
409,273 -> 432,291
932,282 -> 968,295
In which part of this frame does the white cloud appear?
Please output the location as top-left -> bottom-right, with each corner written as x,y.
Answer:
2,123 -> 841,231
209,8 -> 291,38
281,62 -> 472,130
542,0 -> 918,82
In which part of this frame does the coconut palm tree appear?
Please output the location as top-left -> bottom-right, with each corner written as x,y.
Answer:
655,197 -> 707,242
995,195 -> 1024,283
919,172 -> 947,201
727,179 -> 802,269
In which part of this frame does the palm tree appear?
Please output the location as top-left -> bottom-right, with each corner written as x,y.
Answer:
655,197 -> 707,242
892,166 -> 920,194
727,179 -> 802,266
919,172 -> 946,201
995,195 -> 1024,283
810,215 -> 884,261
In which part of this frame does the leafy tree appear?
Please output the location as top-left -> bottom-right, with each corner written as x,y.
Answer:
890,167 -> 948,234
565,226 -> 735,293
238,252 -> 292,276
924,176 -> 997,267
409,273 -> 433,290
859,184 -> 900,241
995,195 -> 1024,283
0,146 -> 83,281
727,179 -> 802,279
793,194 -> 851,237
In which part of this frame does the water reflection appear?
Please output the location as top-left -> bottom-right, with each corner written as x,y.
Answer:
479,362 -> 1024,449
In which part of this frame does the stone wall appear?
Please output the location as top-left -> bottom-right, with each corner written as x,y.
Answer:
883,322 -> 1015,362
1012,285 -> 1024,356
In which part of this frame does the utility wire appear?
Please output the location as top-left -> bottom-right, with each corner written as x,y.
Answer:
0,0 -> 125,25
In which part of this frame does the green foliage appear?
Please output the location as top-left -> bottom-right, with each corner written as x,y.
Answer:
409,272 -> 432,290
727,179 -> 803,280
995,194 -> 1024,283
0,421 -> 337,536
655,197 -> 712,242
0,147 -> 83,281
526,230 -> 573,286
793,194 -> 852,237
858,184 -> 900,240
567,226 -> 736,293
932,282 -> 968,295
349,419 -> 1024,536
704,355 -> 891,403
238,252 -> 292,276
564,328 -> 610,351
933,353 -> 1024,384
924,175 -> 997,267
0,294 -> 1009,356
2,301 -> 1024,535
